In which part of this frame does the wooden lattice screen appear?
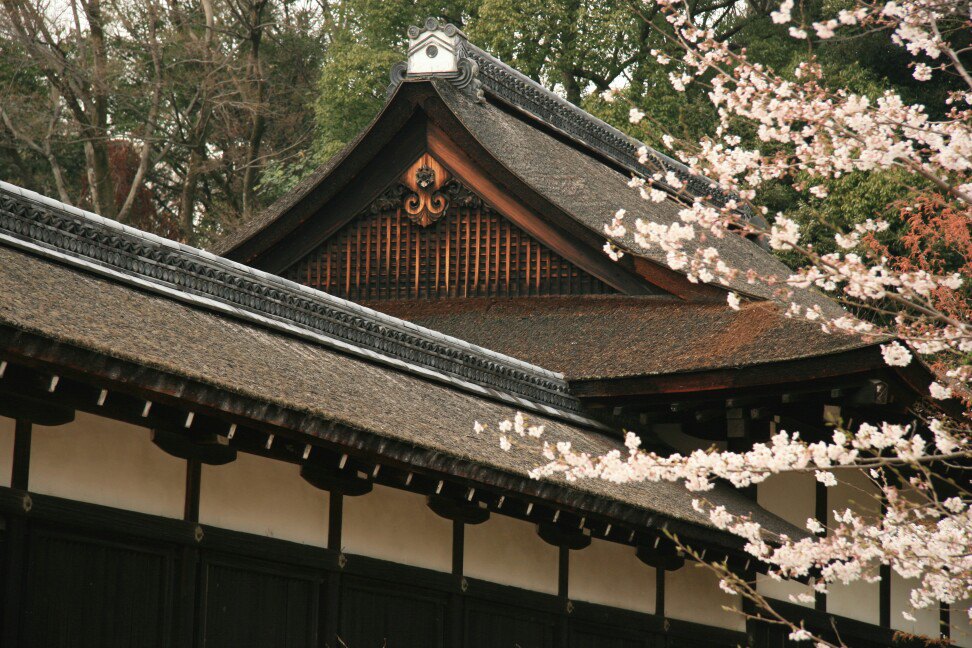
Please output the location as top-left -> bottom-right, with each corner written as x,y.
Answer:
282,202 -> 617,301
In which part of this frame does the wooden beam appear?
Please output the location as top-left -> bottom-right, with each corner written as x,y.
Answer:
152,428 -> 237,465
184,458 -> 201,523
452,520 -> 464,577
636,542 -> 685,571
301,464 -> 372,497
0,391 -> 74,426
428,494 -> 490,525
11,418 -> 31,490
224,90 -> 426,264
427,122 -> 657,296
538,522 -> 591,550
571,346 -> 887,399
631,255 -> 728,302
0,333 -> 755,554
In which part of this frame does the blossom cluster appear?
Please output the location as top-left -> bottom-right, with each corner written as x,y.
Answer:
577,1 -> 972,642
600,0 -> 972,399
484,412 -> 972,641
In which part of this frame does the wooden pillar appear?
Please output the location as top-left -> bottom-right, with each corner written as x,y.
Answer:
655,568 -> 669,648
324,492 -> 344,648
879,498 -> 891,627
1,418 -> 32,648
327,492 -> 343,552
449,520 -> 465,648
557,545 -> 569,648
184,459 -> 201,523
655,567 -> 665,617
940,602 -> 951,642
174,458 -> 202,646
11,418 -> 31,490
815,480 -> 828,611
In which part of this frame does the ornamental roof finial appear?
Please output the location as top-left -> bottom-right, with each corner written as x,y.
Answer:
406,17 -> 466,75
387,18 -> 483,101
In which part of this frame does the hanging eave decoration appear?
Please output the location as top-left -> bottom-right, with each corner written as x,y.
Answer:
372,153 -> 481,227
402,154 -> 450,226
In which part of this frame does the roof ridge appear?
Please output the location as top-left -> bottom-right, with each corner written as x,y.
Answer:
0,181 -> 604,427
389,18 -> 752,219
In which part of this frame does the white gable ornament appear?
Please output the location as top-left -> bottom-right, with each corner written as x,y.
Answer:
387,18 -> 483,101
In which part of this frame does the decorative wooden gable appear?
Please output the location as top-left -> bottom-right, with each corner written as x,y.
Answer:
281,154 -> 617,301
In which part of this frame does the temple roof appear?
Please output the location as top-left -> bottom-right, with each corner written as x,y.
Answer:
0,179 -> 803,543
213,22 -> 839,314
369,295 -> 880,382
0,181 -> 586,424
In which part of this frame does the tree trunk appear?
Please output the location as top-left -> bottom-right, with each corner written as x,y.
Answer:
240,0 -> 268,220
84,0 -> 117,218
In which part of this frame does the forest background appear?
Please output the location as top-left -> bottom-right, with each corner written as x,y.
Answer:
0,0 -> 960,249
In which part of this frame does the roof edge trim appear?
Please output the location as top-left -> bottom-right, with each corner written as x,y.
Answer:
0,181 -> 603,426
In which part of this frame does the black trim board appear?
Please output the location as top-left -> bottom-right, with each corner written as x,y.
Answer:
0,486 -> 750,647
0,327 -> 752,554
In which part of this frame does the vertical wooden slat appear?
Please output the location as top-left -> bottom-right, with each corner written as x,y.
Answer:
429,221 -> 441,297
374,211 -> 382,299
364,216 -> 373,300
537,245 -> 543,293
463,208 -> 471,297
414,219 -> 421,297
385,212 -> 392,299
525,237 -> 532,297
504,219 -> 512,296
324,241 -> 331,293
395,209 -> 402,300
282,196 -> 623,300
489,211 -> 497,295
444,212 -> 451,298
344,235 -> 352,297
354,224 -> 362,300
473,208 -> 482,296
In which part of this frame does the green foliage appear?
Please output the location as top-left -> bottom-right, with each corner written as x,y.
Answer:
315,40 -> 402,161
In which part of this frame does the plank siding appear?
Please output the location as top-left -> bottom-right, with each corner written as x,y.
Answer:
283,203 -> 616,301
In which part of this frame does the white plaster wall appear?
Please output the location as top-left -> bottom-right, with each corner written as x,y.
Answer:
827,469 -> 881,625
0,416 -> 14,487
890,573 -> 939,638
666,563 -> 746,631
757,472 -> 815,529
29,411 -> 185,518
342,484 -> 451,572
569,538 -> 655,613
952,600 -> 972,648
200,452 -> 327,546
464,513 -> 558,595
756,472 -> 815,607
756,574 -> 814,608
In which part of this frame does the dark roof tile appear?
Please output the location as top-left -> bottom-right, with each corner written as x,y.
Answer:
369,295 -> 875,381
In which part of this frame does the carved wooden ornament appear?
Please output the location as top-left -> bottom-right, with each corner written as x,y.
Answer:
402,154 -> 451,226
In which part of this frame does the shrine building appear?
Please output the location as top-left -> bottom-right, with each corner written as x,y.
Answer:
0,18 -> 965,648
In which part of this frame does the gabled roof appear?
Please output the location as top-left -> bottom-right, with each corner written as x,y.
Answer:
370,295 -> 879,382
0,180 -> 585,424
449,36 -> 751,219
0,179 -> 805,544
213,22 -> 837,313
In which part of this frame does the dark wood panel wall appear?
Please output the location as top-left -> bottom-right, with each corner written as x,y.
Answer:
0,485 -> 928,648
282,203 -> 617,301
0,488 -> 745,648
